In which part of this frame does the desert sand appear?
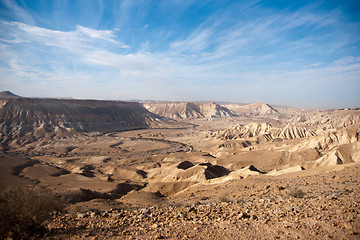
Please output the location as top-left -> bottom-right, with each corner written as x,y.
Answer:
0,92 -> 359,239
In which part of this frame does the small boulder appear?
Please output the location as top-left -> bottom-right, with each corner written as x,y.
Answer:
177,161 -> 194,170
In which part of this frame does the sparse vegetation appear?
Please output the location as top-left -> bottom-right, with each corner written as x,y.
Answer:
236,198 -> 245,204
0,186 -> 63,239
219,194 -> 231,203
287,188 -> 306,198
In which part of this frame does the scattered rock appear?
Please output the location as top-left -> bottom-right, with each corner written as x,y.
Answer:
77,212 -> 88,218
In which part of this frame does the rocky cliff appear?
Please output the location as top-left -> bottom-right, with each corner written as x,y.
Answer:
143,102 -> 236,120
0,98 -> 165,147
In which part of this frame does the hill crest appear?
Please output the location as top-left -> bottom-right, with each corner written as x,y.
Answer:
0,91 -> 21,99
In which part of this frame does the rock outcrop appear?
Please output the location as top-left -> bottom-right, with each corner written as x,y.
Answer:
221,103 -> 279,116
208,122 -> 316,141
143,102 -> 236,120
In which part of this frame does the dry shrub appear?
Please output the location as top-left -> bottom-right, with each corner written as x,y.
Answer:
287,188 -> 306,198
0,186 -> 63,239
219,194 -> 231,203
62,188 -> 112,204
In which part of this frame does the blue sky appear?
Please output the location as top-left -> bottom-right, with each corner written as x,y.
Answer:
0,0 -> 359,108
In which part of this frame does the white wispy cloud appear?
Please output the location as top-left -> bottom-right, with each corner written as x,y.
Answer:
83,50 -> 163,73
170,28 -> 212,53
1,0 -> 35,25
75,25 -> 118,43
0,21 -> 130,59
8,58 -> 51,79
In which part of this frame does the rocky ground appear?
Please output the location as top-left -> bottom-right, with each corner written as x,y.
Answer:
43,164 -> 360,239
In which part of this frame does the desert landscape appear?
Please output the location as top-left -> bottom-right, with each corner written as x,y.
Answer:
0,91 -> 359,239
1,0 -> 359,239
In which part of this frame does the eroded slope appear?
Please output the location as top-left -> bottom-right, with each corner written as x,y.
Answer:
0,98 -> 170,149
